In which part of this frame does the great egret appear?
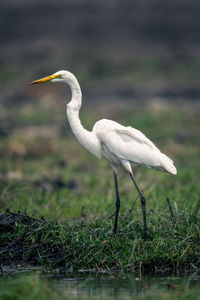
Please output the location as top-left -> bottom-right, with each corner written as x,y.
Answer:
30,70 -> 177,240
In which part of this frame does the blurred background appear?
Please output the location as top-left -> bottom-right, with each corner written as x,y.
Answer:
0,0 -> 200,217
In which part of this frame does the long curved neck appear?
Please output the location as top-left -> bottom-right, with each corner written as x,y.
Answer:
66,74 -> 101,159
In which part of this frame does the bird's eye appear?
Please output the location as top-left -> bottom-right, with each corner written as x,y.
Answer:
57,75 -> 62,79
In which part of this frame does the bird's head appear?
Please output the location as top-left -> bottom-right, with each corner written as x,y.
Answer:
30,70 -> 74,85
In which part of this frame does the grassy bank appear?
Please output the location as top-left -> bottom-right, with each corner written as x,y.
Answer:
0,208 -> 200,271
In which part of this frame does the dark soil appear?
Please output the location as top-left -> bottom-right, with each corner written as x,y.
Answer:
0,211 -> 44,266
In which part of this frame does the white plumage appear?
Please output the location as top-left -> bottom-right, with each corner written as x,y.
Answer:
31,70 -> 177,239
93,119 -> 177,175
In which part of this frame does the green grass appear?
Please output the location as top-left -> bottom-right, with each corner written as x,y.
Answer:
0,207 -> 200,271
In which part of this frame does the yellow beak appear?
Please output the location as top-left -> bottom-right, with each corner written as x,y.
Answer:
30,74 -> 59,85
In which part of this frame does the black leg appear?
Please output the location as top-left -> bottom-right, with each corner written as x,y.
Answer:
113,171 -> 120,234
129,172 -> 147,241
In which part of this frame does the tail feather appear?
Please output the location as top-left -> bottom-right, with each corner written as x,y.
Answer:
159,153 -> 177,175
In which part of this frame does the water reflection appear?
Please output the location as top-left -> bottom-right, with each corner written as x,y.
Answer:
44,271 -> 200,299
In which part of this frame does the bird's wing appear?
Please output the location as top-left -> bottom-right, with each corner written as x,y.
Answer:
93,119 -> 175,173
113,127 -> 165,168
115,127 -> 157,150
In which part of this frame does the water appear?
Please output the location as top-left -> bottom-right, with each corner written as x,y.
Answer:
41,270 -> 200,299
2,267 -> 200,299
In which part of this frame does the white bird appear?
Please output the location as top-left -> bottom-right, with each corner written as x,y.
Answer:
30,70 -> 177,240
